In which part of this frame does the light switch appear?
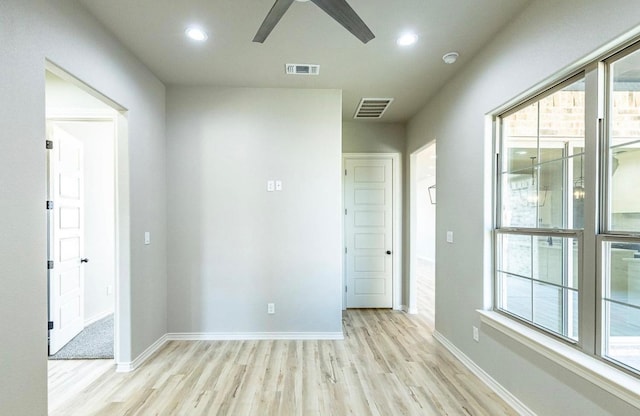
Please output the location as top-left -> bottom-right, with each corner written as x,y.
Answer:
446,231 -> 454,243
144,231 -> 151,245
267,180 -> 275,192
275,180 -> 282,191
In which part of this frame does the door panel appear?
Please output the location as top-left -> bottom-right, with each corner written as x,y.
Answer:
48,124 -> 85,355
345,158 -> 393,308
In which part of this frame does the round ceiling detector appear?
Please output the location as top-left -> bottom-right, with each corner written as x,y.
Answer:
442,52 -> 459,64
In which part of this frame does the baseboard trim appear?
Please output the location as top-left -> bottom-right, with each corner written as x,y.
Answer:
166,332 -> 344,341
84,310 -> 113,327
433,331 -> 536,416
116,334 -> 168,373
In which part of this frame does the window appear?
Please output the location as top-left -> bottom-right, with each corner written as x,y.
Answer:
497,77 -> 584,342
495,41 -> 640,376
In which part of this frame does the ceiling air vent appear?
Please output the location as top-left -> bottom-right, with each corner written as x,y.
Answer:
354,98 -> 394,119
285,64 -> 320,75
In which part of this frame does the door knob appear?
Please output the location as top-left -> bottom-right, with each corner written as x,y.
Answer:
386,250 -> 392,255
80,258 -> 89,263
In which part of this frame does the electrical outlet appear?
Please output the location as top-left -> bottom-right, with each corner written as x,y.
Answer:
275,180 -> 282,191
473,326 -> 479,342
267,180 -> 275,192
267,303 -> 275,314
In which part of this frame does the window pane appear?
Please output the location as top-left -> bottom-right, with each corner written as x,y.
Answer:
499,273 -> 532,320
603,240 -> 640,372
605,301 -> 640,371
604,241 -> 640,304
533,282 -> 562,333
608,47 -> 640,233
610,145 -> 640,232
502,103 -> 538,173
610,48 -> 640,148
497,234 -> 531,277
537,159 -> 564,229
533,235 -> 564,286
569,289 -> 579,341
538,79 -> 585,165
500,171 -> 537,228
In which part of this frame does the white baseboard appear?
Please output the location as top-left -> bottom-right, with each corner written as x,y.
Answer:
166,332 -> 344,341
433,331 -> 536,416
116,334 -> 168,373
84,309 -> 113,327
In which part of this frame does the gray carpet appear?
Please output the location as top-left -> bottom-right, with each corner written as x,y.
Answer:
49,314 -> 114,360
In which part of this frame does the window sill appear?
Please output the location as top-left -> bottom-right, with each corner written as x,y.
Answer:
478,310 -> 640,409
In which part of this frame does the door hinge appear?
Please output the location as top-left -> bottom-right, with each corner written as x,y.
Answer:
345,209 -> 347,215
345,169 -> 347,176
345,247 -> 347,254
47,260 -> 54,270
345,285 -> 348,293
46,201 -> 53,210
46,140 -> 53,150
48,321 -> 54,330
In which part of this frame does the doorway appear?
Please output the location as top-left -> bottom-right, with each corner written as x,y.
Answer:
44,64 -> 127,366
343,153 -> 402,310
409,143 -> 436,326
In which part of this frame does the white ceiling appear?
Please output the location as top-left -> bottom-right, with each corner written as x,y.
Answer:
79,0 -> 530,122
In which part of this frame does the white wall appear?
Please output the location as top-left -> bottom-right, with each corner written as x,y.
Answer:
407,1 -> 640,414
0,1 -> 167,414
342,121 -> 406,153
166,87 -> 343,334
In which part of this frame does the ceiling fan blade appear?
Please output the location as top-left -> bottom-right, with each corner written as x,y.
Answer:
253,0 -> 296,43
310,0 -> 375,44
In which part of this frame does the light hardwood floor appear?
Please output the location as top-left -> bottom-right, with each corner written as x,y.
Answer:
49,306 -> 517,415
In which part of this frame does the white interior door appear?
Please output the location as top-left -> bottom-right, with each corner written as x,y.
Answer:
48,123 -> 85,354
345,157 -> 393,308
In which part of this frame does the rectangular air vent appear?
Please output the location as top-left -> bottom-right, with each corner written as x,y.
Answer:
354,98 -> 394,119
285,64 -> 320,75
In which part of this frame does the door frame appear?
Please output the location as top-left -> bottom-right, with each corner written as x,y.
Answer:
46,61 -> 130,365
342,153 -> 402,310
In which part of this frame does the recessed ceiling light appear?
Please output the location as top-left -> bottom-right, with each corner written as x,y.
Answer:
397,33 -> 418,46
185,27 -> 208,41
517,151 -> 528,155
442,52 -> 459,64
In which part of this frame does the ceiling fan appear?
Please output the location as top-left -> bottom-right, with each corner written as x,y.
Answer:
253,0 -> 375,44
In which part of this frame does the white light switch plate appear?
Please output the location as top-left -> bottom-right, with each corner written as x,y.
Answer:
446,231 -> 454,243
144,231 -> 151,245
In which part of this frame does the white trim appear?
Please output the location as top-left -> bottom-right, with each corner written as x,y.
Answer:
433,330 -> 536,416
342,153 -> 402,310
84,310 -> 113,327
479,310 -> 640,409
166,332 -> 344,341
116,334 -> 168,373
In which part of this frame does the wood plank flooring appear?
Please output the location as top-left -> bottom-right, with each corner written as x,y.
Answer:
49,307 -> 517,415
